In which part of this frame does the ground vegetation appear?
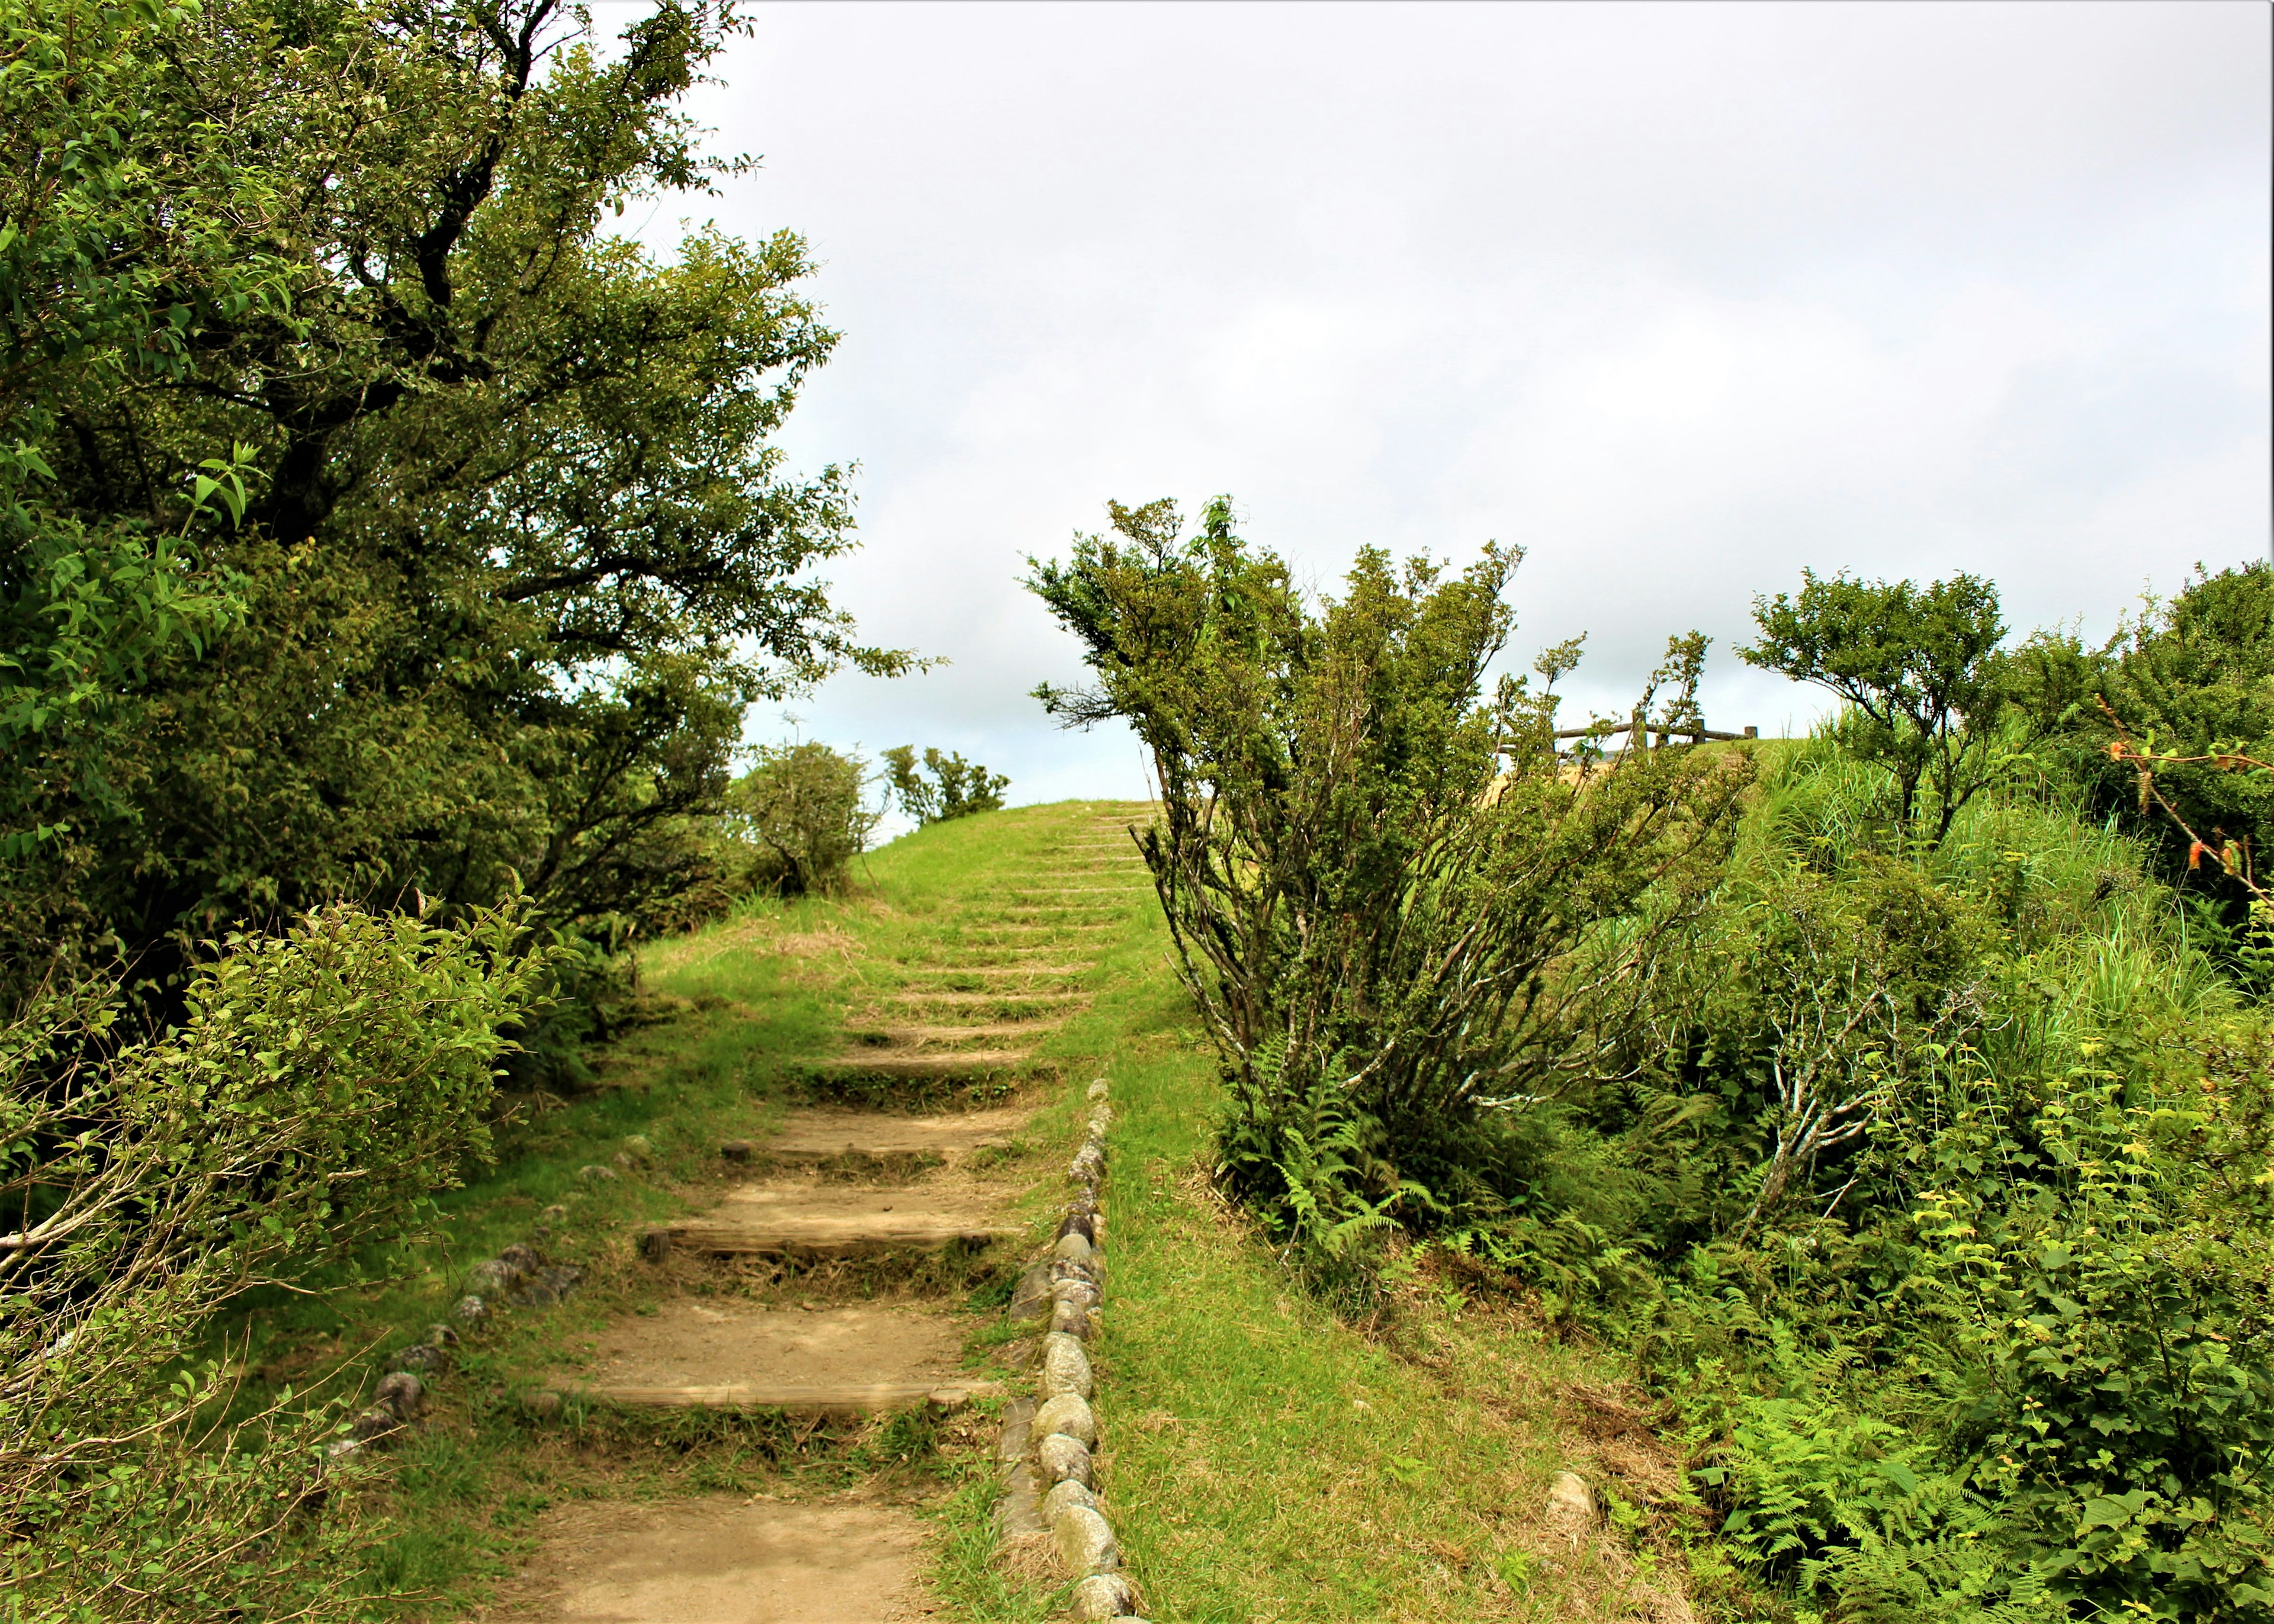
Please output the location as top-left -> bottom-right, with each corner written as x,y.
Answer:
1034,513 -> 2274,1621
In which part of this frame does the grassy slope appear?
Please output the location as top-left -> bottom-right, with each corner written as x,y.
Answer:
227,800 -> 1691,1621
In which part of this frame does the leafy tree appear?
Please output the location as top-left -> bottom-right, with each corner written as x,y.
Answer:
725,740 -> 877,896
2085,564 -> 2274,895
882,744 -> 1010,826
1740,569 -> 2008,848
0,0 -> 908,1012
1027,497 -> 1751,1263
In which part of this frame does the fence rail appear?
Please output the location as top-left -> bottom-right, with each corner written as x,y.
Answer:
1552,719 -> 1759,747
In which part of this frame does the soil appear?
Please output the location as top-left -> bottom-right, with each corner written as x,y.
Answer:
760,1105 -> 1027,1162
492,1496 -> 936,1622
550,1303 -> 965,1395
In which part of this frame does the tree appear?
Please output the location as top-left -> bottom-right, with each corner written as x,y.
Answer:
881,745 -> 1010,826
2085,564 -> 2274,895
1740,570 -> 2006,848
1027,497 -> 1750,1258
0,0 -> 908,1012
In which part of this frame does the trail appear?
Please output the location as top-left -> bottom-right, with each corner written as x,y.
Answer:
491,807 -> 1153,1623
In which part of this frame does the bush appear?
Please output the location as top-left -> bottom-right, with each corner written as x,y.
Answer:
1,901 -> 547,1617
1026,496 -> 1751,1268
881,745 -> 1010,826
722,741 -> 878,898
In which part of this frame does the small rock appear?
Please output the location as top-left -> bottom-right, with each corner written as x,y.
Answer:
1056,1211 -> 1096,1244
1050,1275 -> 1102,1314
1546,1469 -> 1598,1544
720,1139 -> 754,1162
577,1163 -> 616,1184
323,1436 -> 364,1462
1085,1078 -> 1110,1102
394,1343 -> 446,1372
1041,1478 -> 1097,1522
1069,1146 -> 1105,1185
995,1397 -> 1037,1466
466,1258 -> 525,1295
1054,1232 -> 1097,1265
539,1204 -> 569,1224
522,1389 -> 564,1420
538,1264 -> 584,1295
612,1150 -> 635,1170
452,1294 -> 487,1324
1088,1105 -> 1113,1133
620,1133 -> 653,1162
638,1227 -> 672,1263
425,1322 -> 460,1347
1040,1333 -> 1094,1400
1053,1503 -> 1119,1574
1051,1258 -> 1103,1293
1050,1298 -> 1093,1340
350,1404 -> 400,1443
1008,1261 -> 1055,1323
374,1372 -> 424,1420
1033,1392 -> 1097,1448
499,1241 -> 543,1271
1035,1431 -> 1093,1488
993,1468 -> 1044,1539
1068,1572 -> 1139,1620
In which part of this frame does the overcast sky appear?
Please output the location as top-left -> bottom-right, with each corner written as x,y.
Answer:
648,1 -> 2271,808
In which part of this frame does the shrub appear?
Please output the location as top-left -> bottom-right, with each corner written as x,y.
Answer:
1,900 -> 548,1617
724,741 -> 878,897
882,745 -> 1010,826
1026,496 -> 1751,1265
1740,570 -> 2012,848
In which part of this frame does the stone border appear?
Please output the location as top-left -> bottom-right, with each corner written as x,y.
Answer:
319,1138 -> 632,1468
993,1078 -> 1148,1622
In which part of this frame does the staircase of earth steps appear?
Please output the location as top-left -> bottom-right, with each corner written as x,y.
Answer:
498,811 -> 1151,1624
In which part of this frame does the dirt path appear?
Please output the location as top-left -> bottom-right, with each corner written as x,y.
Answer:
490,809 -> 1153,1623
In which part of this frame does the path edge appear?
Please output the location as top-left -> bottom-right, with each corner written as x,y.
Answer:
991,1075 -> 1148,1622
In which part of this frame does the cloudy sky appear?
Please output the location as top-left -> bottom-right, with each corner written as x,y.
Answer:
647,1 -> 2270,808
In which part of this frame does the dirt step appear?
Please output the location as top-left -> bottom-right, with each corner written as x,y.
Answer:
844,1020 -> 1065,1044
759,1104 -> 1027,1165
660,1186 -> 1015,1258
892,963 -> 1091,978
812,1047 -> 1034,1080
947,922 -> 1116,936
554,1301 -> 982,1382
499,1497 -> 928,1622
879,989 -> 1090,1008
579,1379 -> 1003,1415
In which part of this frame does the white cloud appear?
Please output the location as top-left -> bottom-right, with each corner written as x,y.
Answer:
637,0 -> 2270,796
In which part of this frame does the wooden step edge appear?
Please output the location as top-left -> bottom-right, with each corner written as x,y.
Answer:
810,1051 -> 1038,1077
756,1137 -> 1013,1166
658,1222 -> 1020,1258
573,1379 -> 1006,1413
879,991 -> 1093,1005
